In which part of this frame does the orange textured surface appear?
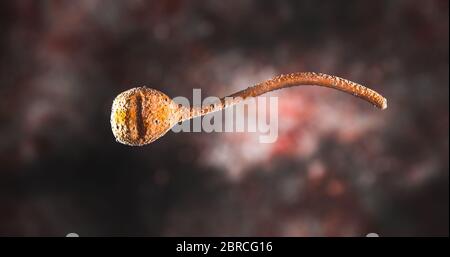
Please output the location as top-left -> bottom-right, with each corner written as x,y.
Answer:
110,87 -> 179,146
111,72 -> 387,146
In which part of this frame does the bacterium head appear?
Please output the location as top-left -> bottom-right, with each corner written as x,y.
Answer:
110,87 -> 179,146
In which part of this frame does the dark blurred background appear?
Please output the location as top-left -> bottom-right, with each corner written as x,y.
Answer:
0,0 -> 448,236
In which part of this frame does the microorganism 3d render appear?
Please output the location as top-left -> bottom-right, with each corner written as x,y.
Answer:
111,72 -> 387,146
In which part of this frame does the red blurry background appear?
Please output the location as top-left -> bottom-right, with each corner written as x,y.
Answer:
0,0 -> 448,236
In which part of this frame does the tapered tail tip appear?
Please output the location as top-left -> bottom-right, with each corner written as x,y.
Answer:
380,98 -> 388,110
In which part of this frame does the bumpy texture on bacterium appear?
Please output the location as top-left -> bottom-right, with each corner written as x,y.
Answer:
110,87 -> 179,146
111,72 -> 387,146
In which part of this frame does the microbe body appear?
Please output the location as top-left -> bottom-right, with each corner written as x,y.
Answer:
110,72 -> 387,146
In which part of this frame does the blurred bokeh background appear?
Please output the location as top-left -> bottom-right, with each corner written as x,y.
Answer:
0,0 -> 448,236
